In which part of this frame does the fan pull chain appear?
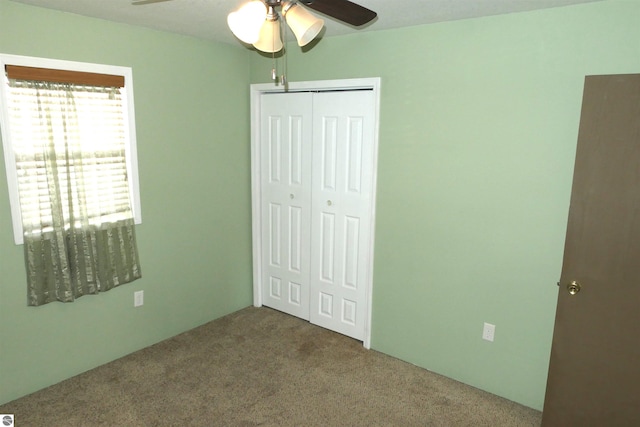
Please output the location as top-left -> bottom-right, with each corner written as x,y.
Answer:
271,18 -> 278,83
264,6 -> 290,90
281,14 -> 289,91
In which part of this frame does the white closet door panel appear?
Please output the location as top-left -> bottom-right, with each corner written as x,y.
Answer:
260,92 -> 313,320
310,90 -> 375,340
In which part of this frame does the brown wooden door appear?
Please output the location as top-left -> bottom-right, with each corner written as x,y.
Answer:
542,74 -> 640,426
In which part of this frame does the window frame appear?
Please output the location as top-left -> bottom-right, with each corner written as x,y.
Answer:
0,54 -> 142,245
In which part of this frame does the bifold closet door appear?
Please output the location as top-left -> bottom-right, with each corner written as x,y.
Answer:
259,92 -> 313,320
309,90 -> 375,340
259,89 -> 375,341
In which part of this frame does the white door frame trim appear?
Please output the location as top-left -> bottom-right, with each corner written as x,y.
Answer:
250,78 -> 381,349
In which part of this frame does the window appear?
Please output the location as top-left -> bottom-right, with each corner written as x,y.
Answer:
0,54 -> 142,305
0,54 -> 141,245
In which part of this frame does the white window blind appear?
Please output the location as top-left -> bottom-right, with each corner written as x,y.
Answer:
8,81 -> 132,234
0,54 -> 141,245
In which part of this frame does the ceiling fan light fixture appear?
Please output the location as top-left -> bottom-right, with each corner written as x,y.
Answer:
227,0 -> 267,44
253,12 -> 283,53
283,2 -> 324,47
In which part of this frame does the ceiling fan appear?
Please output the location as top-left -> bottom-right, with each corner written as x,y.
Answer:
228,0 -> 376,53
134,0 -> 376,52
133,0 -> 377,85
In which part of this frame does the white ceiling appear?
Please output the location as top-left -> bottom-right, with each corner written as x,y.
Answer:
9,0 -> 604,46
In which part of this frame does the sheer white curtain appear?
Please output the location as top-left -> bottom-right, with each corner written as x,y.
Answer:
7,79 -> 141,306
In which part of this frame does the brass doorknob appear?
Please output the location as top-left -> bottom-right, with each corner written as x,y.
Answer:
567,281 -> 581,295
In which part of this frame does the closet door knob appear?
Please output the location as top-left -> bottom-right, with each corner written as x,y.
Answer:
327,200 -> 332,206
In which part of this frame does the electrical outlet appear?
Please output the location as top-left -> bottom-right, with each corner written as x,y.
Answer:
482,322 -> 495,342
134,290 -> 144,307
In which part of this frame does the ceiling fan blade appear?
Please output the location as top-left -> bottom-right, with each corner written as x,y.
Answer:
300,0 -> 377,27
132,0 -> 173,5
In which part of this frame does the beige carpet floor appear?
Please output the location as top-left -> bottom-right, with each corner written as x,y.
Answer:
0,306 -> 542,426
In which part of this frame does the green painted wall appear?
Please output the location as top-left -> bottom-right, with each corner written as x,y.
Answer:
0,0 -> 253,404
1,0 -> 638,412
250,0 -> 640,410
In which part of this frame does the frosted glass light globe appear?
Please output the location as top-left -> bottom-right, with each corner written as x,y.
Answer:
227,1 -> 267,44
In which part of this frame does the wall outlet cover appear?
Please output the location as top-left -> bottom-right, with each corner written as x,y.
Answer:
134,290 -> 144,307
482,322 -> 495,342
